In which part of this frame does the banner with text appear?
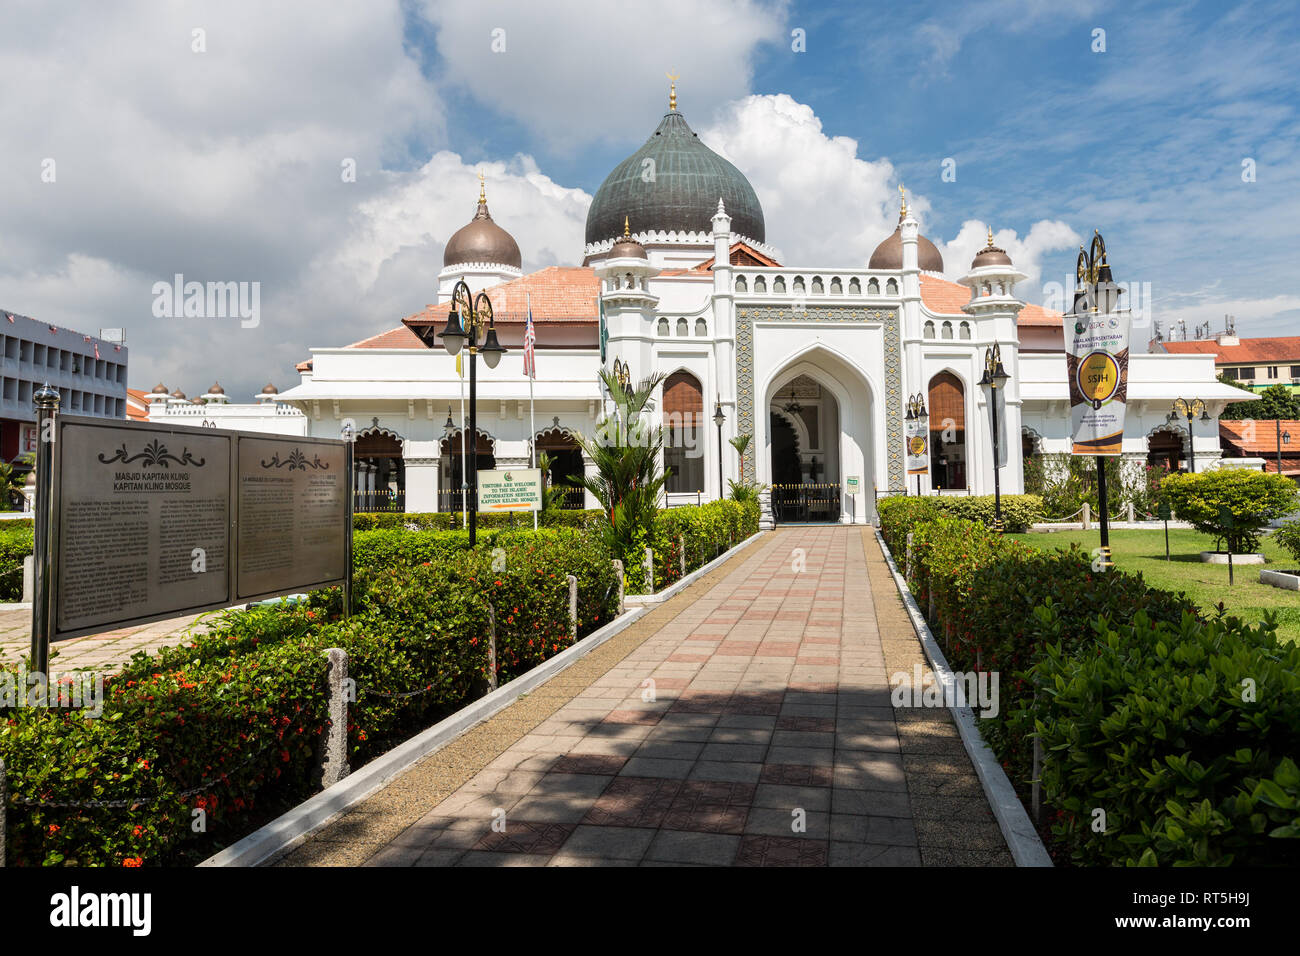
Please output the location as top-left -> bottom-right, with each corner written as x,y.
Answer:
1067,312 -> 1131,456
906,418 -> 930,476
477,468 -> 542,512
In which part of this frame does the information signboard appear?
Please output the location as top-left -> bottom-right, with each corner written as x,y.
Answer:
49,416 -> 349,641
477,468 -> 542,512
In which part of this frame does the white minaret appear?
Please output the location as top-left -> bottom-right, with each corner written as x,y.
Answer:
960,228 -> 1029,495
711,197 -> 736,499
595,217 -> 660,385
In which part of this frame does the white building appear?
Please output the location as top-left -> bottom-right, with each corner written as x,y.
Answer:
150,87 -> 1240,523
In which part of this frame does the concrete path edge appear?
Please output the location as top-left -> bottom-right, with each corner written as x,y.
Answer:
873,528 -> 1053,868
625,530 -> 767,606
200,533 -> 765,868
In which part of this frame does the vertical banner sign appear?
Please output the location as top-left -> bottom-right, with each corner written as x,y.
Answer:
905,417 -> 929,476
1067,312 -> 1131,455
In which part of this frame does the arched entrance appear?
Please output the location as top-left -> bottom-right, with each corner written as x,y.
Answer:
1147,428 -> 1186,472
535,426 -> 585,510
928,371 -> 967,491
355,428 -> 405,512
761,352 -> 875,525
439,429 -> 495,513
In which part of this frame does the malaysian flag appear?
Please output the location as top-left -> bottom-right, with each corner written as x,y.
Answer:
523,301 -> 536,379
94,344 -> 100,360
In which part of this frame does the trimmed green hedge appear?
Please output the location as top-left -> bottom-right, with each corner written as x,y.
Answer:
0,521 -> 33,602
899,514 -> 1299,866
877,493 -> 1044,554
0,531 -> 617,867
352,510 -> 601,532
644,499 -> 759,592
1162,469 -> 1298,553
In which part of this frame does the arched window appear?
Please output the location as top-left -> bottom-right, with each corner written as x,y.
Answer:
695,317 -> 707,336
941,321 -> 954,339
959,321 -> 972,340
927,372 -> 967,491
657,317 -> 669,336
923,320 -> 936,339
774,276 -> 786,294
535,427 -> 584,510
676,317 -> 688,336
754,276 -> 767,293
663,372 -> 704,494
868,278 -> 880,294
793,276 -> 805,294
830,277 -> 843,294
439,429 -> 495,513
735,275 -> 747,292
848,278 -> 861,294
886,278 -> 898,295
355,430 -> 405,513
811,276 -> 824,294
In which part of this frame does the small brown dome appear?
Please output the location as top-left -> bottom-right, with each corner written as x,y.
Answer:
170,388 -> 187,399
971,228 -> 1013,269
868,226 -> 944,272
607,217 -> 647,260
443,183 -> 521,269
151,382 -> 168,394
207,381 -> 225,394
261,382 -> 279,394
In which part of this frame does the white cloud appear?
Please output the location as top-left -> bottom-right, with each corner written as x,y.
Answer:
420,0 -> 789,149
700,94 -> 1081,289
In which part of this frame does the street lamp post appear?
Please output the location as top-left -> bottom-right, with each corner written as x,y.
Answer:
905,393 -> 928,497
977,344 -> 1009,531
404,279 -> 506,547
1276,419 -> 1291,475
713,398 -> 726,501
1168,398 -> 1208,473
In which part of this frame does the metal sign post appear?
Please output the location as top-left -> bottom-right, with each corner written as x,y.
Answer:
30,384 -> 60,684
1158,501 -> 1171,560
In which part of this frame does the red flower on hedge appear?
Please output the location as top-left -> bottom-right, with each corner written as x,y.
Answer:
122,857 -> 143,867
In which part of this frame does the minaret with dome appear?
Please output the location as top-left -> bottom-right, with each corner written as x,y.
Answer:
437,172 -> 523,302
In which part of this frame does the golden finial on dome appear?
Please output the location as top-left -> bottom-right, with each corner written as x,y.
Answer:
666,71 -> 679,111
898,183 -> 907,218
986,226 -> 995,248
478,169 -> 486,203
623,216 -> 631,238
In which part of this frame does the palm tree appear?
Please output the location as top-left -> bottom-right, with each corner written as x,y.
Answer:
572,368 -> 669,566
729,433 -> 752,483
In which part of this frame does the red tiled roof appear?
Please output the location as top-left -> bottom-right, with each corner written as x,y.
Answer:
350,267 -> 600,350
1161,336 -> 1300,364
694,241 -> 782,271
1220,419 -> 1300,455
125,388 -> 150,421
918,273 -> 1062,327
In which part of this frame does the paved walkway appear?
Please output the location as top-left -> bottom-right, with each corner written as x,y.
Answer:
0,607 -> 220,674
280,527 -> 1010,867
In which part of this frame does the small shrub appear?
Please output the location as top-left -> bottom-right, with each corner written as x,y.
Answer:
1162,470 -> 1299,553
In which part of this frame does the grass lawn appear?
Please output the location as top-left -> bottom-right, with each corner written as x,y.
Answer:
1009,527 -> 1300,644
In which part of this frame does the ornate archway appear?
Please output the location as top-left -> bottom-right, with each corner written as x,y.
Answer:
535,426 -> 585,510
439,428 -> 496,513
355,424 -> 405,512
928,371 -> 967,491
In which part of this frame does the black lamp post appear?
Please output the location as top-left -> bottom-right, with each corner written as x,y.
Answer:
713,397 -> 726,500
905,393 -> 928,497
1277,419 -> 1291,475
1167,398 -> 1207,474
405,279 -> 506,546
977,344 -> 1009,530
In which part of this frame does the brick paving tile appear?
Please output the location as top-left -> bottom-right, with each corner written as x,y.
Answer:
288,527 -> 1010,867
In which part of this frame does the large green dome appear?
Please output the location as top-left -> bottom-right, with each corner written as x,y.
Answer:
585,109 -> 766,249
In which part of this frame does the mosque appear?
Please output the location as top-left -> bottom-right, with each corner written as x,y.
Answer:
148,85 -> 1237,524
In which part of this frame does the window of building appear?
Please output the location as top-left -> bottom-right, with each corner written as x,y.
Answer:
663,371 -> 704,494
1222,367 -> 1238,380
941,321 -> 954,339
923,320 -> 935,339
1291,365 -> 1300,379
1267,366 -> 1279,379
657,317 -> 669,336
1237,366 -> 1255,380
676,317 -> 688,336
695,317 -> 707,336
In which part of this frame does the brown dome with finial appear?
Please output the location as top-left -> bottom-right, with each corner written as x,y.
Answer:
151,382 -> 168,394
207,381 -> 225,394
868,188 -> 944,273
170,388 -> 187,399
443,173 -> 522,269
971,227 -> 1013,269
607,217 -> 648,260
261,382 -> 279,394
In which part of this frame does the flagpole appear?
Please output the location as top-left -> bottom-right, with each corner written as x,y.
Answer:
528,293 -> 537,531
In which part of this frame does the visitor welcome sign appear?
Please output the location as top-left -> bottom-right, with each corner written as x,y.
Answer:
477,468 -> 543,511
1067,312 -> 1130,456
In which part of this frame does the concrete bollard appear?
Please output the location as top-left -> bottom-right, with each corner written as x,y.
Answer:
567,574 -> 578,641
905,532 -> 914,580
486,603 -> 498,691
22,556 -> 33,604
612,559 -> 625,615
318,648 -> 350,788
1081,501 -> 1091,530
678,535 -> 686,577
644,546 -> 654,595
1126,502 -> 1136,522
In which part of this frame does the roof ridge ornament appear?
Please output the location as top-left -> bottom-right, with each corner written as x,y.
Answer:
478,169 -> 486,203
898,183 -> 907,219
623,216 -> 631,238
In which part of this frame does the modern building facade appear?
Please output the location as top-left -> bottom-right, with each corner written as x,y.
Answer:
149,88 -> 1241,521
0,309 -> 128,465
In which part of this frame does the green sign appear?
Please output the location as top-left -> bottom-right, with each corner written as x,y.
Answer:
846,476 -> 860,493
477,468 -> 542,512
1157,502 -> 1171,521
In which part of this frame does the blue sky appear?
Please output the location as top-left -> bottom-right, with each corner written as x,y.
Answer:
0,0 -> 1295,401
